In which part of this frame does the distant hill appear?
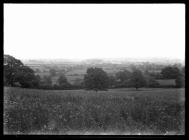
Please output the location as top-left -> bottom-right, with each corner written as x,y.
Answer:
22,57 -> 184,66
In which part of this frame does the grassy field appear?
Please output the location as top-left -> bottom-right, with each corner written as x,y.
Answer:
3,87 -> 185,135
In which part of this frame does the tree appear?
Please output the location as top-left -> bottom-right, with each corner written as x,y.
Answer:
115,70 -> 132,87
73,78 -> 84,88
16,66 -> 40,88
143,71 -> 159,88
4,55 -> 24,86
84,67 -> 109,92
49,69 -> 56,77
42,76 -> 52,88
4,55 -> 40,88
57,75 -> 70,89
108,75 -> 117,88
175,75 -> 185,88
130,69 -> 146,90
116,70 -> 132,83
175,69 -> 185,88
148,72 -> 162,79
33,75 -> 41,88
161,66 -> 180,79
35,68 -> 41,73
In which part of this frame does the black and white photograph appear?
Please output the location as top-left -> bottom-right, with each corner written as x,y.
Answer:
3,4 -> 185,135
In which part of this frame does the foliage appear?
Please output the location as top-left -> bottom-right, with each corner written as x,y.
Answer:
130,69 -> 146,90
148,72 -> 162,79
16,66 -> 40,88
57,75 -> 71,89
84,67 -> 109,92
108,75 -> 117,88
35,68 -> 41,73
161,66 -> 185,88
49,69 -> 56,77
4,55 -> 40,88
175,73 -> 185,88
41,76 -> 52,88
116,70 -> 132,83
4,55 -> 24,86
72,78 -> 84,89
143,71 -> 159,88
161,66 -> 180,79
147,78 -> 160,87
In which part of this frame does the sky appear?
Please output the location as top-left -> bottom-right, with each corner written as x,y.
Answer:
4,4 -> 185,60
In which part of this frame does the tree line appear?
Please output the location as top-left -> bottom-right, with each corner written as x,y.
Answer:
4,55 -> 185,91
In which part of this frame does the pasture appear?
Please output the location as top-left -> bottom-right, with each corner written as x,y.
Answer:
3,87 -> 185,135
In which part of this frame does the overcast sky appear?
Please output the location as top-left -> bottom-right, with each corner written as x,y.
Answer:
4,4 -> 185,60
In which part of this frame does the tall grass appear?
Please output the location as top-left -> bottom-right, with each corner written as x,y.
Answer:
4,87 -> 185,135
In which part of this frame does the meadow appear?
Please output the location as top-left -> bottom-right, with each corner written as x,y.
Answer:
3,87 -> 185,135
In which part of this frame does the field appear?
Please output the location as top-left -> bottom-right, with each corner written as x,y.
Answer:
3,87 -> 185,135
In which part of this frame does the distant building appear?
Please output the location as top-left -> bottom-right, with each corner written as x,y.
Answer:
156,79 -> 176,86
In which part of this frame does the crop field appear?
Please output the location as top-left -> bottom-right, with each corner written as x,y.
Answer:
3,87 -> 185,135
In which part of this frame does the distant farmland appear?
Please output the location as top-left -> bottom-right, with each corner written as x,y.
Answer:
4,87 -> 185,135
32,64 -> 174,86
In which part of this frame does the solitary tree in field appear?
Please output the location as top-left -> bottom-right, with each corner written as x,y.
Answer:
84,67 -> 109,92
130,69 -> 146,90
